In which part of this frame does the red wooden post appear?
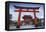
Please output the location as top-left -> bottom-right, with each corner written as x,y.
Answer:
18,9 -> 21,28
18,12 -> 21,26
33,9 -> 38,27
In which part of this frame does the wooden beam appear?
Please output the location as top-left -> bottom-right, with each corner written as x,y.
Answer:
14,6 -> 40,9
15,10 -> 39,12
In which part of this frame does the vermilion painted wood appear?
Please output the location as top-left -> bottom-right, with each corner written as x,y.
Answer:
15,7 -> 39,27
32,9 -> 39,27
18,12 -> 21,26
18,9 -> 21,28
15,10 -> 39,12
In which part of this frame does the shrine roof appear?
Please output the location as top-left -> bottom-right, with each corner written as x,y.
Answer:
14,6 -> 40,9
23,15 -> 32,19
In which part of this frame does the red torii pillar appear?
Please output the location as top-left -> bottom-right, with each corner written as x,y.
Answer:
17,9 -> 21,28
33,9 -> 39,27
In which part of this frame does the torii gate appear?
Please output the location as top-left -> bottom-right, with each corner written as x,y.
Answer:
14,6 -> 40,28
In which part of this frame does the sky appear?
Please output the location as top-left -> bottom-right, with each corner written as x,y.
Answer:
9,3 -> 44,21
